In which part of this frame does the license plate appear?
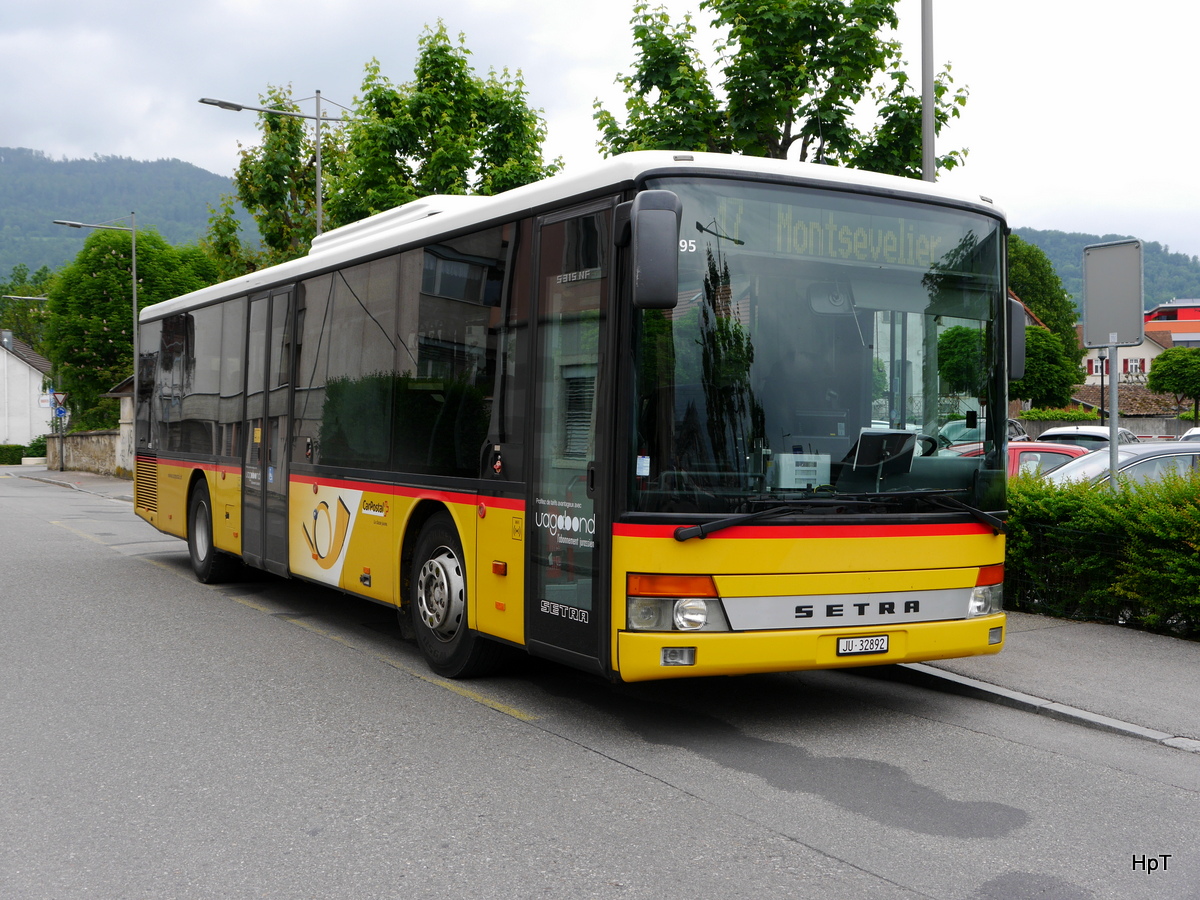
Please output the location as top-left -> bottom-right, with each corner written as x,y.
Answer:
837,635 -> 889,656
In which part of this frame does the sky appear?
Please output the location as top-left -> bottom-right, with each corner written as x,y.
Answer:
4,1 -> 1199,258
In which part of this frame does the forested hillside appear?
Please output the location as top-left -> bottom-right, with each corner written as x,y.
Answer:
5,146 -> 1199,312
0,147 -> 251,275
1015,227 -> 1200,310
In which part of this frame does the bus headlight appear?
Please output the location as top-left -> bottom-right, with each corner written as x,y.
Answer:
628,596 -> 669,630
673,597 -> 709,630
969,564 -> 1004,617
626,596 -> 730,631
625,575 -> 730,631
968,584 -> 1003,617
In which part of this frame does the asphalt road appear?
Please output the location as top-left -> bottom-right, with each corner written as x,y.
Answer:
1,472 -> 1196,899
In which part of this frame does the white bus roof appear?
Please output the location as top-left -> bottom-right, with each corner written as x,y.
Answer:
142,150 -> 1002,322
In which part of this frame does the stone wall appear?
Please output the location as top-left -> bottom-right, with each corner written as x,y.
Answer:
45,430 -> 120,475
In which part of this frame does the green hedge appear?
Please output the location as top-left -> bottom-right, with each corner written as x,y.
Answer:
1006,475 -> 1200,637
1018,407 -> 1100,422
0,444 -> 23,465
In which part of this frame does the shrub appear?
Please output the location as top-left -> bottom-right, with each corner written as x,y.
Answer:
1018,407 -> 1100,422
1006,474 -> 1200,637
24,435 -> 47,458
0,444 -> 23,465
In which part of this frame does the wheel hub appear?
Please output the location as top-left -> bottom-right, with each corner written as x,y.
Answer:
416,546 -> 464,642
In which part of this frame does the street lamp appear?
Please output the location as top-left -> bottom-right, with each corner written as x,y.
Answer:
200,91 -> 347,235
53,213 -> 138,377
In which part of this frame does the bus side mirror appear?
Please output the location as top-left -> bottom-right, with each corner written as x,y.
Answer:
1008,296 -> 1026,381
630,190 -> 682,310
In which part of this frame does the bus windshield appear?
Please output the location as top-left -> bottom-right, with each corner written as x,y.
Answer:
628,177 -> 1006,515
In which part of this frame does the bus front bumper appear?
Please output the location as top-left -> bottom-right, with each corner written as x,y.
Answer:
616,613 -> 1005,682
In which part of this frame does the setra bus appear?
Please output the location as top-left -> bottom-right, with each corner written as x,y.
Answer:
134,151 -> 1022,681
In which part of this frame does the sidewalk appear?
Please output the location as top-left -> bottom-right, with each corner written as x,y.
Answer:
7,465 -> 1199,750
6,463 -> 135,502
919,610 -> 1200,750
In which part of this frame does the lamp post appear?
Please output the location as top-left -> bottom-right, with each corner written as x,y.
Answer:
200,91 -> 346,235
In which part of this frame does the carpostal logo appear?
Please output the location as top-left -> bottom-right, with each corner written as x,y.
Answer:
361,498 -> 389,517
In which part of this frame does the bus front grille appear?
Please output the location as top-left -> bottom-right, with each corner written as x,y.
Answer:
134,456 -> 158,513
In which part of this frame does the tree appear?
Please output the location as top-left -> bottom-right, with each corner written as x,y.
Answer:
1010,327 -> 1079,409
1147,346 -> 1200,422
937,325 -> 985,396
331,31 -> 557,224
0,263 -> 54,351
1008,234 -> 1081,363
45,230 -> 219,430
208,84 -> 345,267
206,24 -> 559,271
594,0 -> 968,178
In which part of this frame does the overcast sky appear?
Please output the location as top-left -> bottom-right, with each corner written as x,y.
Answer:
4,1 -> 1198,257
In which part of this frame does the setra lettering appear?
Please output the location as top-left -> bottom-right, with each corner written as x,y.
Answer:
793,600 -> 922,619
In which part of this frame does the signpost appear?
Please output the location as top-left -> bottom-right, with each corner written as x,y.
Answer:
50,390 -> 68,471
1083,239 -> 1144,486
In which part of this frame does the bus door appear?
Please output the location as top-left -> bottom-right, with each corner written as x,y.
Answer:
526,203 -> 613,673
243,287 -> 294,576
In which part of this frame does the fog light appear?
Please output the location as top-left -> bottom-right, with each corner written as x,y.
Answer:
661,647 -> 696,666
989,626 -> 1003,645
673,597 -> 708,631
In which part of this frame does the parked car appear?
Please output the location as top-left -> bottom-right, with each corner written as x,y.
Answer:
1044,442 -> 1200,487
1178,427 -> 1200,442
1036,424 -> 1139,448
938,418 -> 1029,446
946,441 -> 1090,477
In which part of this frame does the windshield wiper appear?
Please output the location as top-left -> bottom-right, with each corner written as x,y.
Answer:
672,499 -> 881,542
672,490 -> 1006,542
917,493 -> 1006,535
834,489 -> 1006,535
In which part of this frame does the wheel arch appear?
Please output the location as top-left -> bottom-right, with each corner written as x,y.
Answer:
399,499 -> 460,615
186,468 -> 213,534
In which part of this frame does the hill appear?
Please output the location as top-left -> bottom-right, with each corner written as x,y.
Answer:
1014,227 -> 1200,310
5,147 -> 1199,312
0,147 -> 252,276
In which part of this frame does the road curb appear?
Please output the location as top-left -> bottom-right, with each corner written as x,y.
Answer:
899,662 -> 1197,753
14,473 -> 134,503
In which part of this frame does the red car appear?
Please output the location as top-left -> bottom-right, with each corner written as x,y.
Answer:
943,441 -> 1090,477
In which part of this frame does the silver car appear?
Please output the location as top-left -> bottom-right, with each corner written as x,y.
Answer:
1044,443 -> 1200,487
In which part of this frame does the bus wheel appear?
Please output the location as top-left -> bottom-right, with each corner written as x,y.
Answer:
188,482 -> 238,584
411,512 -> 504,678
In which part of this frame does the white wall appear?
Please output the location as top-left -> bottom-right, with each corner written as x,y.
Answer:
1,347 -> 49,446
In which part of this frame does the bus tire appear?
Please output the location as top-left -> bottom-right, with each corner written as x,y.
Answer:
188,481 -> 239,584
411,511 -> 504,679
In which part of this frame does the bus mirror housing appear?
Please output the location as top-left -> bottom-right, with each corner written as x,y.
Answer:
1008,296 -> 1026,381
630,190 -> 683,310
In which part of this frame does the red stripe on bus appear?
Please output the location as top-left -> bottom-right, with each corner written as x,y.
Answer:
612,522 -> 992,539
151,458 -> 222,474
289,473 -> 524,510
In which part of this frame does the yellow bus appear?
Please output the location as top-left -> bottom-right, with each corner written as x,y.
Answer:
135,151 -> 1018,681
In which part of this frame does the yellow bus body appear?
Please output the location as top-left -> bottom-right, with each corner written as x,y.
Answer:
138,460 -> 1004,683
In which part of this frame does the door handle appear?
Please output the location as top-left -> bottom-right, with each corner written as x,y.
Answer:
586,461 -> 596,498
